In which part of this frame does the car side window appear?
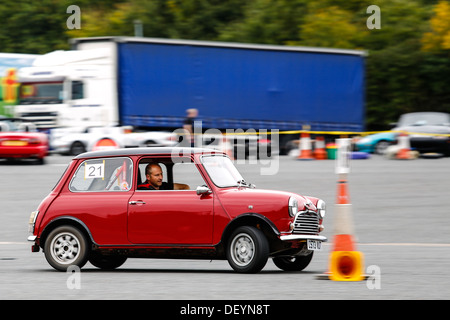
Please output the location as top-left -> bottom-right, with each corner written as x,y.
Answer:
69,157 -> 133,192
173,162 -> 206,190
137,157 -> 206,191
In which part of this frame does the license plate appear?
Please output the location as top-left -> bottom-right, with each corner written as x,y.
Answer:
2,140 -> 27,146
307,239 -> 322,251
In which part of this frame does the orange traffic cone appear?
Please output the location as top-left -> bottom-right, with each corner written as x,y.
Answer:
317,175 -> 367,281
297,132 -> 314,160
313,136 -> 327,160
396,132 -> 411,160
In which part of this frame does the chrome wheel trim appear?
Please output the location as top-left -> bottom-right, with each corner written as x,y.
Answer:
49,232 -> 81,265
230,233 -> 255,267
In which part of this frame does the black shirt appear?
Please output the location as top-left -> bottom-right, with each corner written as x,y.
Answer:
183,117 -> 195,129
137,181 -> 172,190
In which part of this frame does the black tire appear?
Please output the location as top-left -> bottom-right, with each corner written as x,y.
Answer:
374,140 -> 392,155
89,254 -> 127,270
44,225 -> 90,271
272,252 -> 313,271
226,226 -> 269,273
70,141 -> 86,155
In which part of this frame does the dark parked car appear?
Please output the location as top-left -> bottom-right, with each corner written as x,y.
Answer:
396,112 -> 450,156
356,112 -> 450,155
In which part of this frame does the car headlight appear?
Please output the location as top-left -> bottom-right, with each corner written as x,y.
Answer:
28,210 -> 39,233
288,196 -> 298,217
317,199 -> 326,219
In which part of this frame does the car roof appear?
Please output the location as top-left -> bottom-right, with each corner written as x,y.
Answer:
73,147 -> 225,159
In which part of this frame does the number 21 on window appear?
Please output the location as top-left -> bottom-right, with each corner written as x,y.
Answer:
85,161 -> 105,180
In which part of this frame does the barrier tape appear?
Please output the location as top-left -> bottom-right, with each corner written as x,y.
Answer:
220,129 -> 450,137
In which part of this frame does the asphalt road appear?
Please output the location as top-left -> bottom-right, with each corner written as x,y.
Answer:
1,153 -> 450,301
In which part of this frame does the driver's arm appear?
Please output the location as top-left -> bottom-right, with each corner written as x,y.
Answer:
174,183 -> 190,190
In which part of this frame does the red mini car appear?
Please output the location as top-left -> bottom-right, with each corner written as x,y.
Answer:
0,118 -> 48,164
28,147 -> 326,273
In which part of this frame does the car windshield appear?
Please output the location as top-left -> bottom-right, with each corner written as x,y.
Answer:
19,82 -> 63,104
398,113 -> 450,127
201,155 -> 247,187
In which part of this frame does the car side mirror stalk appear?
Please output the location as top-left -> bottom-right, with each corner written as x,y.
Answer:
196,185 -> 212,195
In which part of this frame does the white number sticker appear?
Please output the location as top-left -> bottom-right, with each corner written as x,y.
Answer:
85,161 -> 105,180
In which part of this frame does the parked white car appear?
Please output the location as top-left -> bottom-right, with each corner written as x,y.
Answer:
50,126 -> 177,155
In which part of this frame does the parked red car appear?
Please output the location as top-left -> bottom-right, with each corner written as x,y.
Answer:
0,118 -> 48,164
28,147 -> 326,273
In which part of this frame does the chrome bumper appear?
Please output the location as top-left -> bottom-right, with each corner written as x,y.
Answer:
279,234 -> 327,242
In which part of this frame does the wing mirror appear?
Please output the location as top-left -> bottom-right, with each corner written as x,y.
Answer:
196,185 -> 212,195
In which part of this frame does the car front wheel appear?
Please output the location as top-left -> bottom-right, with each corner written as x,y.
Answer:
226,226 -> 269,273
375,140 -> 392,155
44,225 -> 90,271
272,252 -> 313,271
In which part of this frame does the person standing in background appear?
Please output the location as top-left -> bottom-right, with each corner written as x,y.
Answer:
183,108 -> 198,147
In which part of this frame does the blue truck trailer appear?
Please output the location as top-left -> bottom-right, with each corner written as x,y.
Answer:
72,37 -> 365,131
17,37 -> 366,153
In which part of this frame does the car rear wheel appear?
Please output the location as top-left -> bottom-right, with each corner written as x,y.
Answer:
44,225 -> 90,271
226,226 -> 269,273
272,252 -> 313,271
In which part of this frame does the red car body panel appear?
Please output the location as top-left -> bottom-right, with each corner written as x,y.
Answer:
128,189 -> 214,244
215,188 -> 296,231
41,191 -> 130,245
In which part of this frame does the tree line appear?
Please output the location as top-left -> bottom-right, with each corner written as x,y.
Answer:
0,0 -> 449,129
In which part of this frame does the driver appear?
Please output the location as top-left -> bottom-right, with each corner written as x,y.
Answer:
138,163 -> 189,190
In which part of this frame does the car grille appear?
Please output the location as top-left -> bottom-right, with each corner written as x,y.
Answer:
17,112 -> 57,128
293,211 -> 319,234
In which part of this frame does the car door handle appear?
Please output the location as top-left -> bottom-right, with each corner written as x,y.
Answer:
129,200 -> 146,205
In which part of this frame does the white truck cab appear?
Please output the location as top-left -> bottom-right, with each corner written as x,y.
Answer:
14,46 -> 117,128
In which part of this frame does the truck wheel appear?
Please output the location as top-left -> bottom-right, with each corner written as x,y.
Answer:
44,226 -> 90,271
89,254 -> 127,270
226,226 -> 269,273
272,252 -> 313,271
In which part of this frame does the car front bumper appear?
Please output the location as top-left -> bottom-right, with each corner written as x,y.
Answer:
0,145 -> 48,159
279,234 -> 327,241
410,136 -> 450,154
